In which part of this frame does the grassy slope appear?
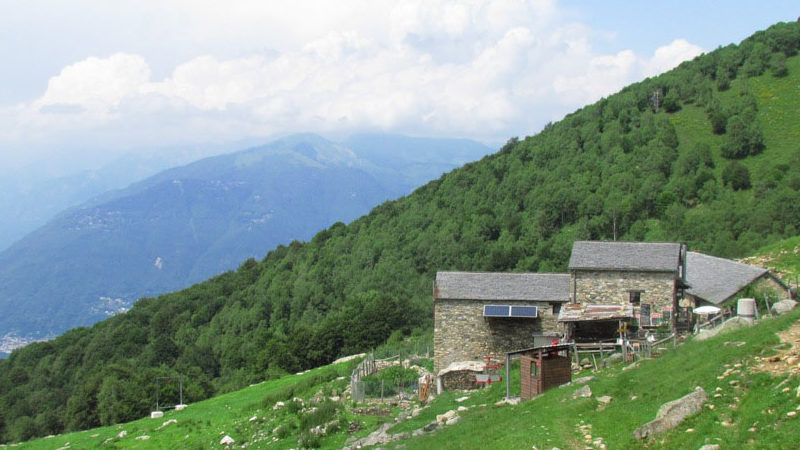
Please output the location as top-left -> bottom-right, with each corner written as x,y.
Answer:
17,237 -> 800,449
17,309 -> 800,449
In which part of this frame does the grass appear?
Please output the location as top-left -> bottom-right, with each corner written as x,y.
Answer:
390,309 -> 800,449
15,304 -> 800,449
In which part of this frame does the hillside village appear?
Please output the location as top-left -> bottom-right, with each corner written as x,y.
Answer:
433,240 -> 791,376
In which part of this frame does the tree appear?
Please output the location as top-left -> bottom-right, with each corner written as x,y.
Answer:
722,161 -> 752,190
770,52 -> 789,77
720,115 -> 765,159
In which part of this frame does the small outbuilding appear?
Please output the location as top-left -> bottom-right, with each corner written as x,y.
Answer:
506,344 -> 572,399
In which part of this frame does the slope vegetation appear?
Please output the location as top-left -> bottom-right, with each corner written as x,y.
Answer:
1,20 -> 799,444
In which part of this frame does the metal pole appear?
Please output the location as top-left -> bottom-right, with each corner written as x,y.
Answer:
179,378 -> 183,405
505,353 -> 511,399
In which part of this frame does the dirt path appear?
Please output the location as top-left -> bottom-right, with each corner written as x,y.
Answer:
751,319 -> 800,375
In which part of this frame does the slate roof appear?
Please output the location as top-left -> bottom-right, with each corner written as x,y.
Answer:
434,272 -> 571,302
685,251 -> 769,305
568,241 -> 682,272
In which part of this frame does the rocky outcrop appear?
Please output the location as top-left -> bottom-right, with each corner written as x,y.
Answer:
633,387 -> 708,440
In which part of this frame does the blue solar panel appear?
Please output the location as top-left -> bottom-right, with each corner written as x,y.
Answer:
483,305 -> 511,317
510,306 -> 538,318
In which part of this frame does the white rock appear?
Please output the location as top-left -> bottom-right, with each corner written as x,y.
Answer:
150,411 -> 164,419
117,431 -> 127,438
220,435 -> 235,445
436,410 -> 457,423
273,401 -> 285,410
135,435 -> 150,440
445,416 -> 461,426
597,396 -> 613,404
175,404 -> 188,411
457,406 -> 468,412
249,416 -> 258,422
455,396 -> 470,403
162,419 -> 177,427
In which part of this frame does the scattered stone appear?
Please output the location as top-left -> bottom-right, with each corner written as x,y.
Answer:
788,411 -> 797,417
150,411 -> 164,419
162,419 -> 177,427
117,431 -> 127,438
573,385 -> 592,399
220,435 -> 235,445
436,410 -> 458,423
771,299 -> 797,315
423,421 -> 439,432
89,434 -> 98,438
445,416 -> 461,426
135,436 -> 150,440
699,445 -> 720,450
174,404 -> 188,411
249,416 -> 257,422
273,401 -> 285,410
457,405 -> 468,412
723,341 -> 746,347
571,376 -> 596,385
455,396 -> 470,403
685,428 -> 695,433
630,395 -> 638,401
633,387 -> 708,440
622,362 -> 639,371
597,396 -> 612,404
495,397 -> 521,406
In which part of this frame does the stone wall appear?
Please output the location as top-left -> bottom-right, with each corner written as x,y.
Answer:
433,299 -> 560,374
572,270 -> 676,326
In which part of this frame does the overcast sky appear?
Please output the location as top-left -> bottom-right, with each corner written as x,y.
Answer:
0,0 -> 797,169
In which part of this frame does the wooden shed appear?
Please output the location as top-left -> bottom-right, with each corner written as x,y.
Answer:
506,344 -> 572,399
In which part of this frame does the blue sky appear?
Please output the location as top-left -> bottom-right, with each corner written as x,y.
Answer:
0,1 -> 796,169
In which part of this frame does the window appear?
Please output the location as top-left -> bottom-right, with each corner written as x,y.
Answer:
628,290 -> 643,305
551,302 -> 562,315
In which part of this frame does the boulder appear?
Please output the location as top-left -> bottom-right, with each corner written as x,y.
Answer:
597,396 -> 613,404
772,299 -> 798,315
436,410 -> 457,423
573,385 -> 592,399
633,387 -> 708,439
696,317 -> 752,341
220,435 -> 235,445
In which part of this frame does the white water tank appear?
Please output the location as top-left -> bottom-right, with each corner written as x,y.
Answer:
737,298 -> 757,324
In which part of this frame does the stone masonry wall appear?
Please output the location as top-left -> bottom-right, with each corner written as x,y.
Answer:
572,270 -> 676,325
433,299 -> 560,374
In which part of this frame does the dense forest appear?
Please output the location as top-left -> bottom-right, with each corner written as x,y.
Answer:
1,21 -> 800,443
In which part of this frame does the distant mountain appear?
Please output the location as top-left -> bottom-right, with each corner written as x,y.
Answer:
0,133 -> 491,341
0,154 -> 178,252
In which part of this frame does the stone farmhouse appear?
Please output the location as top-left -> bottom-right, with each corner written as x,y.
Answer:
685,251 -> 790,308
433,272 -> 569,373
566,241 -> 689,339
433,240 -> 790,375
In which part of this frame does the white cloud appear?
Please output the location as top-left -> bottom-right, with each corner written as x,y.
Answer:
644,39 -> 704,77
1,0 -> 706,166
36,53 -> 151,113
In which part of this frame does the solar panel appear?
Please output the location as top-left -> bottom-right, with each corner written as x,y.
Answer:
483,305 -> 511,317
483,305 -> 538,318
510,306 -> 538,318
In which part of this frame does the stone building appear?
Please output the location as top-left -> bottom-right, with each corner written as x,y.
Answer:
685,251 -> 791,308
566,241 -> 689,336
433,271 -> 570,374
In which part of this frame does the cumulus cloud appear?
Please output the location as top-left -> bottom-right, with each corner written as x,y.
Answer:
643,39 -> 704,77
2,0 -> 705,164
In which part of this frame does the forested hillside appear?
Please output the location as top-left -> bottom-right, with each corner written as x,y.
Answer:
2,21 -> 799,444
